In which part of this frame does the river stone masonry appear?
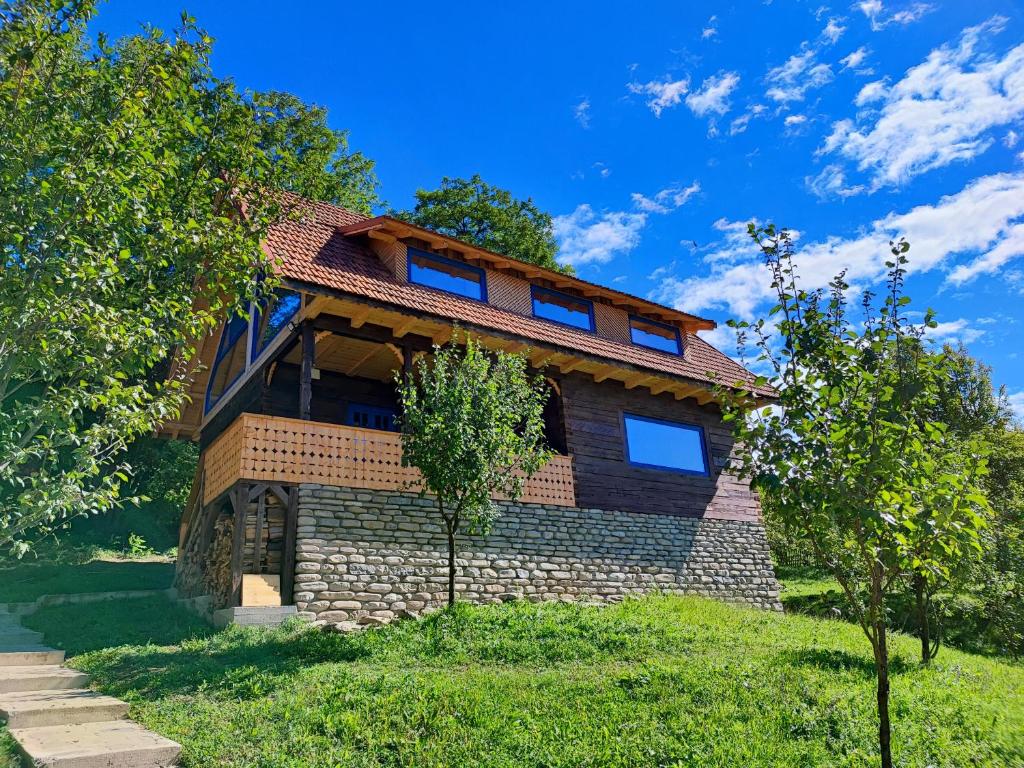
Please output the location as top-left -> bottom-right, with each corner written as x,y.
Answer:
293,484 -> 782,621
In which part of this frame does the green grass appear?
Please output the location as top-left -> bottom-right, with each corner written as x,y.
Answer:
5,594 -> 1022,767
0,557 -> 174,604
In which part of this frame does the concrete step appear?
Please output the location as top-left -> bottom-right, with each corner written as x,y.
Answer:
0,648 -> 66,666
0,688 -> 129,729
0,665 -> 90,693
213,605 -> 297,628
10,719 -> 181,767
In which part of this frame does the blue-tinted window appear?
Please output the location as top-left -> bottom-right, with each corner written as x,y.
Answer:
205,312 -> 250,413
408,249 -> 486,301
623,414 -> 708,475
630,316 -> 682,355
346,403 -> 397,432
252,289 -> 301,360
531,286 -> 594,331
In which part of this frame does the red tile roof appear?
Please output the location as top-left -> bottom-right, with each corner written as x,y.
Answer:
265,198 -> 770,397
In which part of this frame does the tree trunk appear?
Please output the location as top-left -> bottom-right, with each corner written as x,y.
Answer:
446,520 -> 457,608
914,573 -> 931,665
874,620 -> 893,768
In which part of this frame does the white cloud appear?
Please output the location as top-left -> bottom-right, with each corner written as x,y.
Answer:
924,318 -> 986,345
573,98 -> 591,128
553,205 -> 648,267
631,182 -> 701,214
1006,130 -> 1020,148
784,114 -> 808,127
702,15 -> 718,39
729,104 -> 767,135
822,17 -> 846,44
1007,391 -> 1024,424
854,78 -> 888,105
806,164 -> 865,198
766,46 -> 834,102
652,172 -> 1024,318
821,17 -> 1024,190
685,71 -> 741,117
858,0 -> 933,31
628,77 -> 690,117
840,46 -> 872,74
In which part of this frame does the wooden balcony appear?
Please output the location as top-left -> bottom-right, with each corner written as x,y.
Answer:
202,413 -> 577,508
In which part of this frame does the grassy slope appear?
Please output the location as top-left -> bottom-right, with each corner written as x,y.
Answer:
0,558 -> 174,604
5,595 -> 1021,768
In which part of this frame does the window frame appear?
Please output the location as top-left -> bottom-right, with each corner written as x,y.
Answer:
530,285 -> 596,332
406,247 -> 488,302
621,412 -> 710,476
250,288 -> 301,362
204,311 -> 251,414
345,402 -> 398,432
629,314 -> 683,355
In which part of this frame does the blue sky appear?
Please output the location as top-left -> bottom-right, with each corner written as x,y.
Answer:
93,1 -> 1024,415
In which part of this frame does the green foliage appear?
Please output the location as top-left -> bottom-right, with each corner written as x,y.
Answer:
0,1 -> 378,554
11,595 -> 1023,767
720,225 -> 990,767
396,335 -> 552,604
397,174 -> 570,273
123,437 -> 199,509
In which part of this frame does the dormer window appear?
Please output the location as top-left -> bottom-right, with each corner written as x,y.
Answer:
408,248 -> 486,301
531,286 -> 594,332
630,315 -> 682,355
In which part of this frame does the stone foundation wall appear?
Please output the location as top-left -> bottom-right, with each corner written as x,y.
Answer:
294,484 -> 782,623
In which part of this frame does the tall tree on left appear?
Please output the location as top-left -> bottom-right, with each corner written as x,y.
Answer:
0,0 -> 379,555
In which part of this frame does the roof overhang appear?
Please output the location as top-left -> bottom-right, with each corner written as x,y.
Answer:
337,216 -> 716,334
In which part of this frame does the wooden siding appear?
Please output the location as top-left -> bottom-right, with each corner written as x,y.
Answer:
487,270 -> 533,315
203,413 -> 577,507
593,302 -> 631,344
561,374 -> 761,522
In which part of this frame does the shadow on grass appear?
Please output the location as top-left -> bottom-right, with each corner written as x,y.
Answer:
783,647 -> 913,678
0,559 -> 174,603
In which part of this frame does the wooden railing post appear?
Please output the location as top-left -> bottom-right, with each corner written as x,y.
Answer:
300,320 -> 314,420
229,484 -> 247,608
281,486 -> 298,606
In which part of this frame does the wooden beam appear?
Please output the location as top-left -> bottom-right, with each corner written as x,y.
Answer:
649,380 -> 673,396
674,384 -> 704,401
558,357 -> 584,374
345,344 -> 381,376
281,487 -> 298,606
349,306 -> 372,329
367,229 -> 397,244
393,318 -> 416,338
300,321 -> 314,420
593,364 -> 616,383
311,313 -> 433,351
253,490 -> 266,574
624,373 -> 654,390
432,325 -> 454,345
229,485 -> 247,608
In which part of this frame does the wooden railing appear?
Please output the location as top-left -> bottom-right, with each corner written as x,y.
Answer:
202,413 -> 577,508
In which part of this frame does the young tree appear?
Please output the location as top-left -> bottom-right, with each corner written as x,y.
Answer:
396,174 -> 571,274
720,225 -> 989,768
396,335 -> 552,607
0,1 -> 378,554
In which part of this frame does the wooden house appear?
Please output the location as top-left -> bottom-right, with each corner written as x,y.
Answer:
170,197 -> 781,626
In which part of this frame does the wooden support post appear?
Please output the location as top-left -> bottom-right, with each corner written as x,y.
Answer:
402,343 -> 413,382
253,490 -> 266,574
300,320 -> 314,420
281,487 -> 299,606
229,484 -> 247,608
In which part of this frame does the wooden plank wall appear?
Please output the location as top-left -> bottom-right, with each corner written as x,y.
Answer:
560,373 -> 761,522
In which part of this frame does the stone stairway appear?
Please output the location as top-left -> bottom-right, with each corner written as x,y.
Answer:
0,605 -> 180,767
